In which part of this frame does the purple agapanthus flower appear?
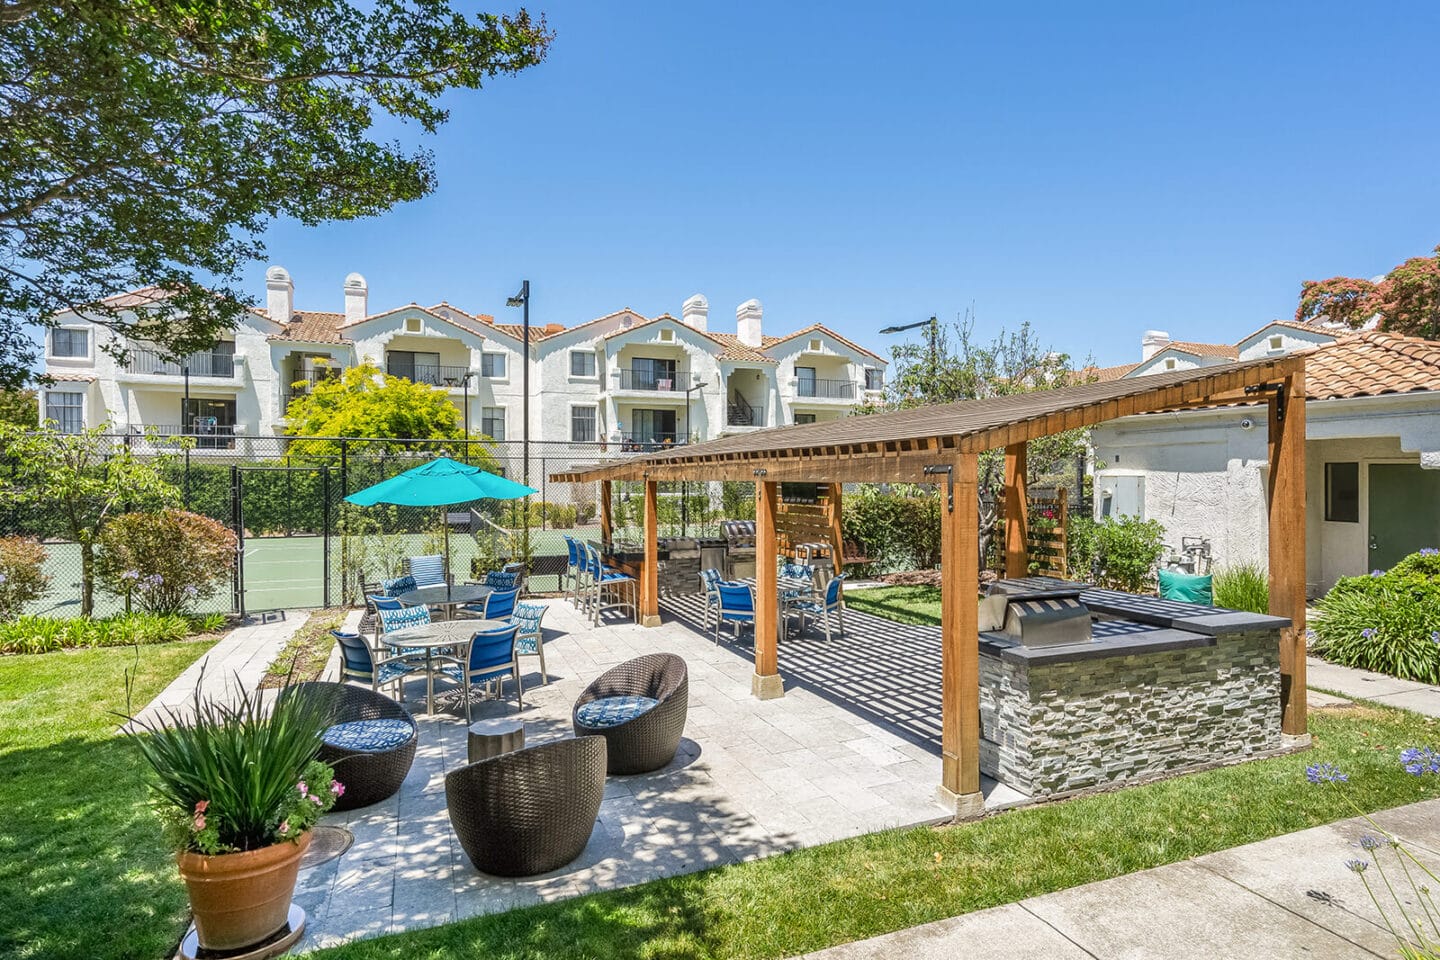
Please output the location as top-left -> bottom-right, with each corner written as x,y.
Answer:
1361,628 -> 1376,639
1432,632 -> 1440,647
1419,547 -> 1439,557
1357,834 -> 1384,852
121,569 -> 140,581
1346,859 -> 1370,873
1307,762 -> 1349,784
1400,748 -> 1440,776
1371,570 -> 1385,577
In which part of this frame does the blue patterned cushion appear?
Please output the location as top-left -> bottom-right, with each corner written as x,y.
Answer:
408,555 -> 445,587
575,695 -> 658,729
322,718 -> 413,752
484,570 -> 519,590
380,575 -> 416,597
380,605 -> 431,634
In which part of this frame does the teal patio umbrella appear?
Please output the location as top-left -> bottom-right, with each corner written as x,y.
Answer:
344,457 -> 537,581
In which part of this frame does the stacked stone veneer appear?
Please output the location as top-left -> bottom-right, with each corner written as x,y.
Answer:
979,630 -> 1281,797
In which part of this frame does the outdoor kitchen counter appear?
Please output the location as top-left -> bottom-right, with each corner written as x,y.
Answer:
977,589 -> 1290,800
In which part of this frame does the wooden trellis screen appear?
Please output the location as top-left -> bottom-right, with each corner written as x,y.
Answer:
776,487 -> 842,566
994,488 -> 1069,578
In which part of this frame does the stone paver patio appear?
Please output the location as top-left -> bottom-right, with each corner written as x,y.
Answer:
294,594 -> 1021,951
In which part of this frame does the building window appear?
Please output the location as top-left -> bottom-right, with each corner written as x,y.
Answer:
864,367 -> 883,391
481,407 -> 505,440
571,406 -> 597,443
1325,462 -> 1359,523
1164,358 -> 1177,370
44,391 -> 83,433
405,317 -> 421,333
481,353 -> 506,378
809,338 -> 821,351
570,351 -> 596,377
51,328 -> 89,358
659,328 -> 674,342
1268,335 -> 1284,351
795,413 -> 817,424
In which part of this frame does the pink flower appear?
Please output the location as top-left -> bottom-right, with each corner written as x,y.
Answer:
311,794 -> 323,806
193,813 -> 206,831
330,780 -> 345,797
297,781 -> 309,798
194,800 -> 209,814
278,820 -> 290,836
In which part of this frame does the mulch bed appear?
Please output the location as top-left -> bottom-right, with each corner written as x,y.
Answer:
877,569 -> 999,587
260,608 -> 348,688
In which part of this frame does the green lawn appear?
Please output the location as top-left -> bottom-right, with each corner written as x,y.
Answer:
0,639 -> 217,960
844,584 -> 943,624
307,702 -> 1440,960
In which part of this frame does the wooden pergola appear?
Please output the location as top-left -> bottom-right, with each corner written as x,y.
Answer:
552,355 -> 1308,816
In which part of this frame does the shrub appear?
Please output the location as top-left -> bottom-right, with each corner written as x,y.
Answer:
842,486 -> 943,572
1067,514 -> 1165,593
98,510 -> 238,615
1311,548 -> 1440,683
0,536 -> 49,618
0,612 -> 209,655
1212,562 -> 1270,613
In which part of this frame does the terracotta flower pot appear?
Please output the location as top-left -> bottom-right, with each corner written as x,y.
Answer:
176,831 -> 311,951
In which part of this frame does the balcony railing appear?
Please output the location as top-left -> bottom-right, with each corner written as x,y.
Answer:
126,348 -> 236,377
619,433 -> 687,453
727,394 -> 764,427
617,369 -> 692,392
795,377 -> 856,399
130,423 -> 237,449
385,361 -> 472,386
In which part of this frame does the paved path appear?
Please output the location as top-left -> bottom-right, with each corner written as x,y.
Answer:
795,798 -> 1440,960
1309,657 -> 1440,717
121,611 -> 305,730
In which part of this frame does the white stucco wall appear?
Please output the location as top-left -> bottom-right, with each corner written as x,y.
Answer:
1236,324 -> 1336,361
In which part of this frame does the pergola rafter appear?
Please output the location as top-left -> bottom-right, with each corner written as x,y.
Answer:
552,354 -> 1309,817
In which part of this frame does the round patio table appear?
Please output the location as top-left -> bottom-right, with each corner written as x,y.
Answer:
396,583 -> 492,620
383,618 -> 506,715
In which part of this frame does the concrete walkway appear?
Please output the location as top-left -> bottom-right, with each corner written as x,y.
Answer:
795,798 -> 1440,960
121,611 -> 305,730
1309,656 -> 1440,717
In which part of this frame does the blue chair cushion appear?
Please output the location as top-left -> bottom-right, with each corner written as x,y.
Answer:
575,695 -> 659,729
380,605 -> 431,633
380,575 -> 416,596
408,555 -> 446,587
322,718 -> 414,752
375,661 -> 418,684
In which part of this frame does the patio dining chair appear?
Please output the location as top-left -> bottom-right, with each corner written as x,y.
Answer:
437,622 -> 523,721
715,581 -> 756,643
791,573 -> 846,641
483,569 -> 520,591
582,542 -> 637,626
511,602 -> 550,684
699,567 -> 723,630
364,594 -> 405,646
406,554 -> 448,588
562,536 -> 581,600
333,629 -> 421,702
379,603 -> 432,657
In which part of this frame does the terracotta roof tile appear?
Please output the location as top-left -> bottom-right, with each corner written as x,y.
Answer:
267,311 -> 348,343
1233,319 -> 1338,345
44,372 -> 96,382
1083,362 -> 1140,382
707,333 -> 777,363
100,286 -> 175,308
1305,331 -> 1440,400
1165,340 -> 1239,360
765,323 -> 886,362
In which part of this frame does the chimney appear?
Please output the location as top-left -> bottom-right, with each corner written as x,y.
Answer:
1141,329 -> 1170,360
344,272 -> 368,324
265,265 -> 293,323
737,298 -> 763,348
682,294 -> 709,332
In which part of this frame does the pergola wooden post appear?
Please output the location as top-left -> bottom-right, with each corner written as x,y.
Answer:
1003,442 -> 1029,578
598,480 -> 613,543
640,479 -> 661,627
1268,369 -> 1308,736
827,482 -> 845,574
939,453 -> 984,816
752,479 -> 784,699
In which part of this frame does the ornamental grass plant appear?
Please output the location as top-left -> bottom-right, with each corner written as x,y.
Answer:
1212,562 -> 1270,614
123,672 -> 342,854
1312,548 -> 1440,683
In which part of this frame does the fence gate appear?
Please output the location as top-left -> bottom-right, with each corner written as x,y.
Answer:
230,464 -> 334,616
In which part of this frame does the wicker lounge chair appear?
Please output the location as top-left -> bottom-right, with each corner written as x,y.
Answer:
572,653 -> 688,775
280,682 -> 417,812
445,736 -> 607,877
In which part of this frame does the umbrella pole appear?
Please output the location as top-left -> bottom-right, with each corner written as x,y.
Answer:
443,508 -> 451,597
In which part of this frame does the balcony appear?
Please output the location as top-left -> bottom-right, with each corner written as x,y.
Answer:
619,433 -> 687,453
125,348 -> 236,378
617,369 -> 693,392
386,361 -> 472,386
795,378 -> 856,400
129,423 -> 237,450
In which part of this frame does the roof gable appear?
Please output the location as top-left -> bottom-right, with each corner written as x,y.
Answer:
764,323 -> 886,362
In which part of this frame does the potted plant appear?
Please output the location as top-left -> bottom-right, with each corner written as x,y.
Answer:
124,678 -> 344,952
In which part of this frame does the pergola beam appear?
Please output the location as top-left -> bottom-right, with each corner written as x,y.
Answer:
1269,369 -> 1308,735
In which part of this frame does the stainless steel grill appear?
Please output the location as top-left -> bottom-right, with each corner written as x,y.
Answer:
988,577 -> 1093,648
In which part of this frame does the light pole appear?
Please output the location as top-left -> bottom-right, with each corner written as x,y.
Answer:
879,316 -> 940,390
681,376 -> 710,444
505,280 -> 531,485
444,371 -> 475,443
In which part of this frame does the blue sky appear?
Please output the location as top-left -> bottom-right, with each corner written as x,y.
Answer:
253,1 -> 1440,367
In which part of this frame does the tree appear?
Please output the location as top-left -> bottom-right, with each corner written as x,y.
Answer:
0,1 -> 551,388
1297,245 -> 1440,339
0,423 -> 180,614
0,388 -> 37,428
869,313 -> 1096,567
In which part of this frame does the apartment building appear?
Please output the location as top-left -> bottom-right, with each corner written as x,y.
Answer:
37,267 -> 887,448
